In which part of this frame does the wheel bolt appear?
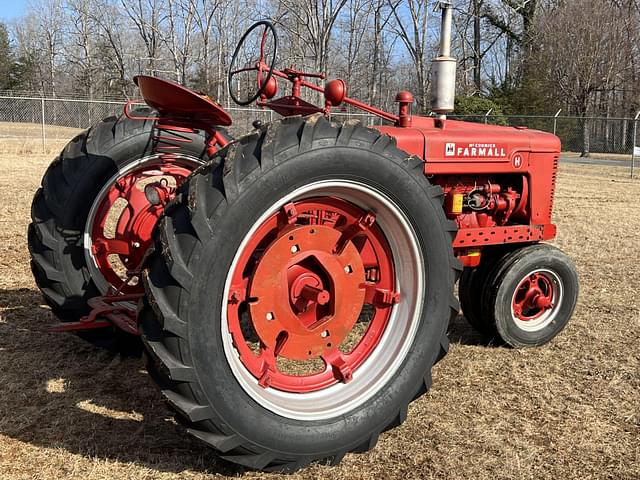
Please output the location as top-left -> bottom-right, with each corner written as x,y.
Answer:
266,312 -> 274,321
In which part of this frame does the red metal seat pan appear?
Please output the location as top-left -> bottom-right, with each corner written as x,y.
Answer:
134,75 -> 232,126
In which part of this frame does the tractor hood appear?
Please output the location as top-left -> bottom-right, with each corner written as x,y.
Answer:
375,117 -> 561,167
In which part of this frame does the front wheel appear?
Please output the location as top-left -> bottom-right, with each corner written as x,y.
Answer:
480,244 -> 579,348
459,245 -> 517,336
142,115 -> 460,471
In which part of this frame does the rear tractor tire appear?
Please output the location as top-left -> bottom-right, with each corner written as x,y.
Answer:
141,115 -> 461,471
28,111 -> 224,351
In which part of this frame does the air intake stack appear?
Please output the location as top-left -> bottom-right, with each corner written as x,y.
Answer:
431,1 -> 456,121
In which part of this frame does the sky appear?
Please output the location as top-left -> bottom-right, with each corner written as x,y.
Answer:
0,0 -> 28,22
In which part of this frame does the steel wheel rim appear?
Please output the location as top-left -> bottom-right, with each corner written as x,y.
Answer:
84,155 -> 201,295
511,268 -> 563,332
221,180 -> 424,420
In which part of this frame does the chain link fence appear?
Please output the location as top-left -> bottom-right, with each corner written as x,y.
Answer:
0,95 -> 384,154
0,95 -> 637,176
449,113 -> 639,156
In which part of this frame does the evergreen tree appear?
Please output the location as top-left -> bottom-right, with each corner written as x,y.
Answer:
12,53 -> 37,91
0,22 -> 16,90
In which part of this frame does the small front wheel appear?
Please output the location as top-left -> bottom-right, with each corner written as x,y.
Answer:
481,244 -> 579,348
459,247 -> 507,335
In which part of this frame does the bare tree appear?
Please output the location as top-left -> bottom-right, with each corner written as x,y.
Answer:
189,0 -> 222,93
66,0 -> 98,98
12,14 -> 43,92
30,0 -> 65,96
90,0 -> 132,97
388,0 -> 432,112
2,0 -> 637,129
120,0 -> 166,76
367,0 -> 396,107
539,0 -> 631,155
163,0 -> 195,83
211,0 -> 247,103
274,0 -> 349,74
340,0 -> 373,91
483,0 -> 538,52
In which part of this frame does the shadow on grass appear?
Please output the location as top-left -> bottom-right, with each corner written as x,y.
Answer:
0,287 -> 503,476
0,287 -> 245,476
447,313 -> 504,347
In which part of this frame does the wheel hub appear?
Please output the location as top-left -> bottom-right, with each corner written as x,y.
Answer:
512,272 -> 555,321
249,225 -> 366,360
224,190 -> 415,398
288,268 -> 329,315
86,158 -> 196,294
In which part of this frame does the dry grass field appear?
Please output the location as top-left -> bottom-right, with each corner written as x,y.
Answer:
0,133 -> 638,479
0,122 -> 82,155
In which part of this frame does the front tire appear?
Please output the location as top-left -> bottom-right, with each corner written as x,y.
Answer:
459,246 -> 516,336
480,244 -> 579,348
142,115 -> 461,471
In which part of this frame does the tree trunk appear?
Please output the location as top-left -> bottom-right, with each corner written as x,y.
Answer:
473,0 -> 482,92
581,116 -> 591,157
368,5 -> 381,105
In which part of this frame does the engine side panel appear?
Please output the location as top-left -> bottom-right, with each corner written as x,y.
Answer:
374,117 -> 561,266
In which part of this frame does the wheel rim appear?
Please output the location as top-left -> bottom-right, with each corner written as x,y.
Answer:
511,268 -> 563,332
84,155 -> 200,295
221,180 -> 424,420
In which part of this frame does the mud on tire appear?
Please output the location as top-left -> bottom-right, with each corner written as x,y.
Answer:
141,115 -> 461,471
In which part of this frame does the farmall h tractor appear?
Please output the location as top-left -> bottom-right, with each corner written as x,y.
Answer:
28,3 -> 578,472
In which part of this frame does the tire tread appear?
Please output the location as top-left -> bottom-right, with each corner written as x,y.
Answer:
141,114 -> 460,471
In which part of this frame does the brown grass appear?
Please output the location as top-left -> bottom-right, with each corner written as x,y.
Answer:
0,147 -> 638,480
562,151 -> 633,161
0,122 -> 83,155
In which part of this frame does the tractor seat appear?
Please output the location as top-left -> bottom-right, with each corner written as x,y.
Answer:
134,75 -> 232,126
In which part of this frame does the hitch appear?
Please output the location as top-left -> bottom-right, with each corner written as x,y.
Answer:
48,293 -> 143,336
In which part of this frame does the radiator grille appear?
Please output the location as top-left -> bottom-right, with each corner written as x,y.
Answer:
549,155 -> 559,218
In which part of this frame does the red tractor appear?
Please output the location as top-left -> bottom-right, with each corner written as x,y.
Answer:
28,5 -> 577,472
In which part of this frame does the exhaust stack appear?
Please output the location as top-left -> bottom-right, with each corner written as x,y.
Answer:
431,1 -> 456,120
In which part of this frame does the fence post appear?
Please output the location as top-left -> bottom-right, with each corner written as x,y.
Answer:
484,108 -> 493,124
553,109 -> 562,135
632,110 -> 640,179
41,97 -> 46,153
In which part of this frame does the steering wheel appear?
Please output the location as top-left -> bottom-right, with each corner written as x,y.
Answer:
228,21 -> 278,106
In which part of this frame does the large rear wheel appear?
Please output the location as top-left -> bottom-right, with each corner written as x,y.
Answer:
28,112 -> 221,349
142,115 -> 460,471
